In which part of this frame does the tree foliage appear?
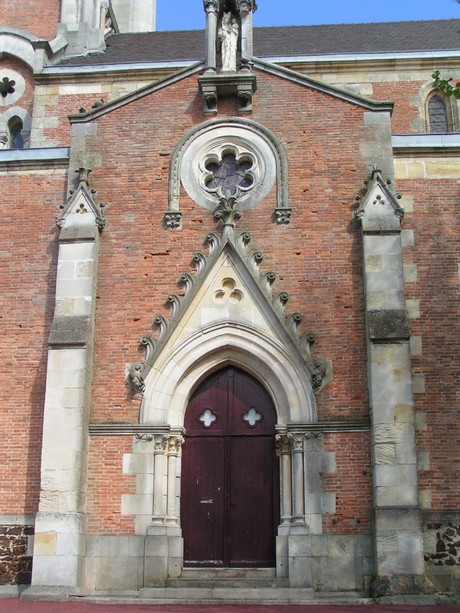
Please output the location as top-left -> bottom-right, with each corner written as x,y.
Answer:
431,2 -> 460,97
432,70 -> 460,99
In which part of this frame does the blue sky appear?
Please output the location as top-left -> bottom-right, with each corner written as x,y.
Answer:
157,0 -> 460,30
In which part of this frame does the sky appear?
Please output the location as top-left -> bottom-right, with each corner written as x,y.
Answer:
156,0 -> 460,31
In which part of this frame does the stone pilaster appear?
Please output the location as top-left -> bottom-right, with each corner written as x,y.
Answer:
32,171 -> 104,588
355,170 -> 426,596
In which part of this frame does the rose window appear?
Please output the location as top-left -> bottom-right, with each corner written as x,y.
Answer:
0,77 -> 16,98
204,152 -> 254,196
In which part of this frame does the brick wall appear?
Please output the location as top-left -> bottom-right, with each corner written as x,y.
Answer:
396,176 -> 460,512
0,169 -> 67,513
0,0 -> 60,41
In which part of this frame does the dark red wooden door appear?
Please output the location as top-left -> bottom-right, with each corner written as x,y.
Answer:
181,367 -> 279,567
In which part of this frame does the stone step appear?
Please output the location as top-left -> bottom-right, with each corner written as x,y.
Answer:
166,578 -> 289,588
178,567 -> 277,579
75,587 -> 371,606
167,567 -> 287,587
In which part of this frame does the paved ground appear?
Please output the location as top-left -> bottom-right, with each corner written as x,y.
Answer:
0,602 -> 459,613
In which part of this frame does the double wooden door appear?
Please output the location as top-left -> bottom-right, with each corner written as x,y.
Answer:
181,367 -> 279,567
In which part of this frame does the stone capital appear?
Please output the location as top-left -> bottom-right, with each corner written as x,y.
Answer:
236,0 -> 257,15
203,0 -> 220,13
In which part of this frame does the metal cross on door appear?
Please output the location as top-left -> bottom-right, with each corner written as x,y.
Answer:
181,366 -> 279,567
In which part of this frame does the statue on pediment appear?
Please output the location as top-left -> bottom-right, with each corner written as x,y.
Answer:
218,11 -> 239,72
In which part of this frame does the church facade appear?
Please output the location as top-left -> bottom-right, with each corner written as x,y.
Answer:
0,0 -> 459,600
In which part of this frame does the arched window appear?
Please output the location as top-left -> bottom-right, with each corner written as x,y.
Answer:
427,93 -> 453,133
8,117 -> 24,149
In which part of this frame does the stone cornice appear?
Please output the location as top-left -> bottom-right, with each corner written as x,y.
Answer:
0,147 -> 69,171
90,419 -> 370,436
89,424 -> 185,436
393,134 -> 460,157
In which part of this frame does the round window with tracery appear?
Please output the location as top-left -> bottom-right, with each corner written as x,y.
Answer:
180,124 -> 276,211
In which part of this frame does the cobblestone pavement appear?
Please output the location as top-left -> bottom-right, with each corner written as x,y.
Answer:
0,601 -> 460,613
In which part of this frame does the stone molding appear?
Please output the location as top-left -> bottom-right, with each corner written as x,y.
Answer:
253,58 -> 394,112
198,71 -> 257,113
89,419 -> 370,436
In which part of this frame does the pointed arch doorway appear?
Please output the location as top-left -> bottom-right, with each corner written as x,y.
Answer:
181,366 -> 280,567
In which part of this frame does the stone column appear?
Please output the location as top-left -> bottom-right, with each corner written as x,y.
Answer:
145,431 -> 184,587
203,0 -> 219,71
288,432 -> 308,529
237,0 -> 256,65
32,173 -> 103,588
166,433 -> 184,525
151,433 -> 169,524
60,0 -> 79,25
276,433 -> 293,528
355,170 -> 426,596
275,432 -> 292,580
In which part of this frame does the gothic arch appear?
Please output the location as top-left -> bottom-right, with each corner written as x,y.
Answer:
426,90 -> 455,133
141,321 -> 317,428
0,106 -> 31,148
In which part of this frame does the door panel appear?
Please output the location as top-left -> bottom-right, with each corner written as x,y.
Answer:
182,367 -> 279,567
182,438 -> 225,565
229,436 -> 277,566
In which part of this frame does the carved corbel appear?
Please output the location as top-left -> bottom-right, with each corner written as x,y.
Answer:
164,211 -> 182,229
274,207 -> 292,225
127,336 -> 156,395
237,81 -> 254,111
214,188 -> 242,229
202,84 -> 218,114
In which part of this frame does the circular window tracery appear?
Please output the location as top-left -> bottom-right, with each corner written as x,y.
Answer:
180,124 -> 276,211
0,70 -> 26,108
201,145 -> 257,197
0,77 -> 16,98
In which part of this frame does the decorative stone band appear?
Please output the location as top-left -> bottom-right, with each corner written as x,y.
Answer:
90,420 -> 370,437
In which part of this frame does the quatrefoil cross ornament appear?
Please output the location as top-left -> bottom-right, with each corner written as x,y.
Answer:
243,407 -> 262,427
199,408 -> 217,428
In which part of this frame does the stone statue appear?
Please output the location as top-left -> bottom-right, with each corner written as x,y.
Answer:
218,11 -> 239,72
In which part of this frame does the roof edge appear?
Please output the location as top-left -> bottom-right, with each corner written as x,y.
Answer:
68,61 -> 205,122
252,58 -> 394,112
